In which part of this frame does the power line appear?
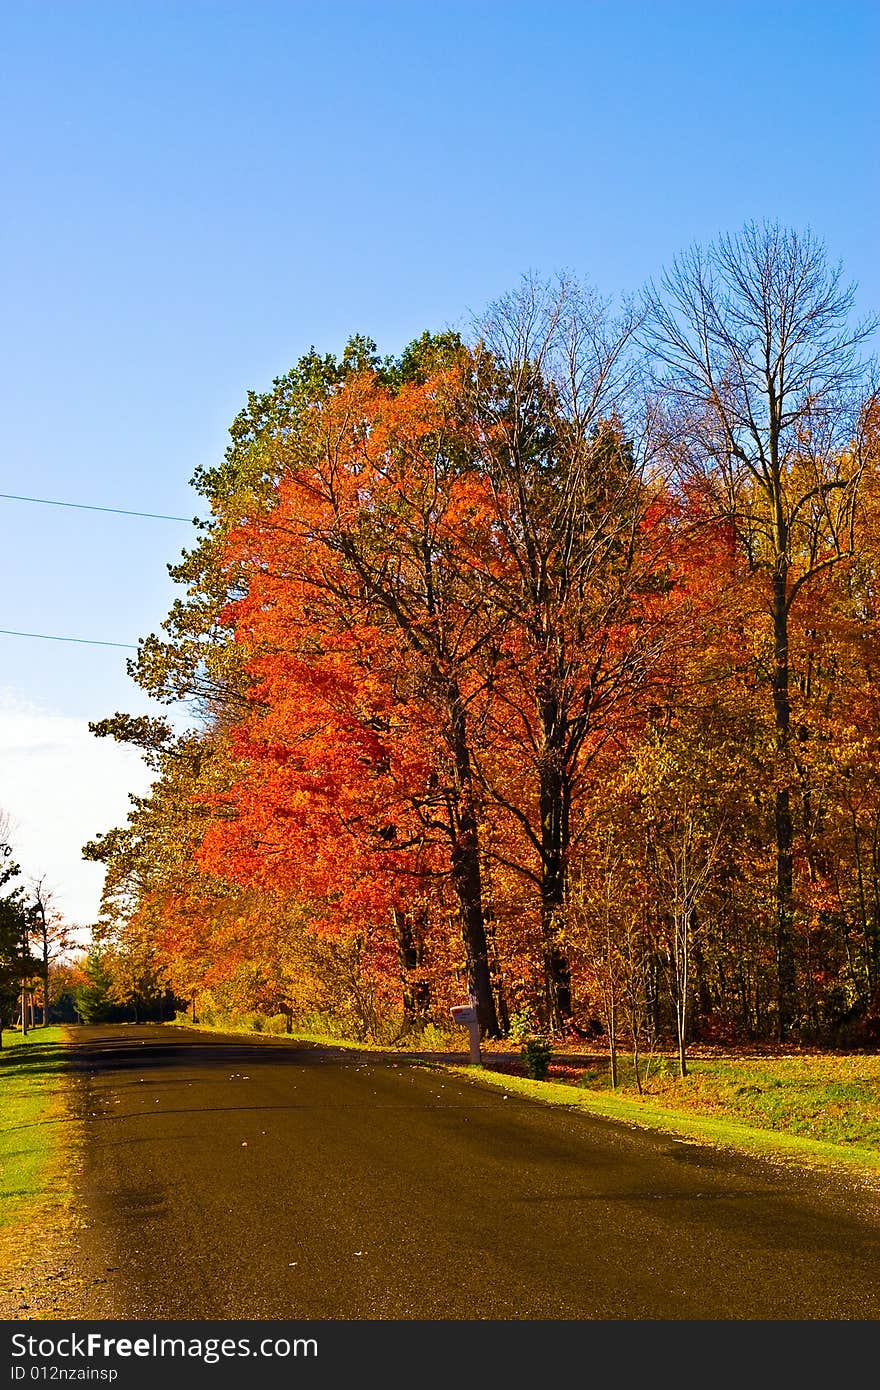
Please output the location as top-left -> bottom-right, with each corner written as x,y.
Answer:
0,493 -> 195,523
0,628 -> 137,650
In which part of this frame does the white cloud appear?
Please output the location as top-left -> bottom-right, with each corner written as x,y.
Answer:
0,687 -> 153,927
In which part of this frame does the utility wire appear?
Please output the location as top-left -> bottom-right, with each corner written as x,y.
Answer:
0,493 -> 195,523
0,628 -> 137,650
0,493 -> 191,649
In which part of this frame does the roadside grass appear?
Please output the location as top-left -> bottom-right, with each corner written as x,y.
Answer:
582,1053 -> 880,1149
0,1026 -> 83,1318
0,1027 -> 71,1227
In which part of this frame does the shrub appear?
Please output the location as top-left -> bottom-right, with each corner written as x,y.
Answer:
522,1037 -> 553,1080
508,1009 -> 537,1045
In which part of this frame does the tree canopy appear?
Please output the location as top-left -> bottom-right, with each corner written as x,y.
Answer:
86,228 -> 880,1064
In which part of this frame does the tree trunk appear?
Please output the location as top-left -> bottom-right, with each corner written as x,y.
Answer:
446,684 -> 499,1039
538,703 -> 573,1034
483,909 -> 510,1035
673,911 -> 689,1079
393,909 -> 431,1028
42,925 -> 50,1027
608,1004 -> 618,1088
450,831 -> 498,1038
771,566 -> 796,1039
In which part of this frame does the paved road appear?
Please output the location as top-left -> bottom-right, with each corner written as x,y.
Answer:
67,1024 -> 880,1319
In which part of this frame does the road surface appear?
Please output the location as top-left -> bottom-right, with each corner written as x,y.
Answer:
65,1024 -> 880,1319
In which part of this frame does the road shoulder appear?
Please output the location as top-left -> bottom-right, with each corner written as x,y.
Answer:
0,1027 -> 85,1320
440,1062 -> 880,1187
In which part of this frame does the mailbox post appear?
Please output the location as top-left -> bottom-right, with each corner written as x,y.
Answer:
450,1003 -> 482,1065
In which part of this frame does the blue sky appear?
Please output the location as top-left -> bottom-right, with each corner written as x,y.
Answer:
1,0 -> 877,919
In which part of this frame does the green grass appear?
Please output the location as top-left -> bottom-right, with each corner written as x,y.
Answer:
445,1053 -> 880,1180
605,1054 -> 880,1149
0,1027 -> 71,1229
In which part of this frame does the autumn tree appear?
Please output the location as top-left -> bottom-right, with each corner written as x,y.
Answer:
204,355 -> 504,1035
132,339 -> 384,718
88,335 -> 490,1035
86,255 -> 879,1051
84,717 -> 255,1017
644,222 -> 877,1037
460,275 -> 669,1032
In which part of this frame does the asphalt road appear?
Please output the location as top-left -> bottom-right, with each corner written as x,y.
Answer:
67,1024 -> 880,1319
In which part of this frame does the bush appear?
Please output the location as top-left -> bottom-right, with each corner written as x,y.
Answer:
522,1037 -> 553,1080
508,1009 -> 537,1044
404,1021 -> 457,1051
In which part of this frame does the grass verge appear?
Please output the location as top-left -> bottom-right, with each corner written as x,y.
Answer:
568,1053 -> 880,1149
0,1027 -> 70,1223
0,1026 -> 79,1317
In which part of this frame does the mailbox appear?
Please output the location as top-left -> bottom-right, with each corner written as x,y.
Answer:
451,1004 -> 478,1025
450,1002 -> 482,1065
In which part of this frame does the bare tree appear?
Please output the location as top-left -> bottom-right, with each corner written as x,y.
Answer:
646,806 -> 722,1077
31,886 -> 49,1026
644,222 -> 877,1037
568,841 -> 625,1085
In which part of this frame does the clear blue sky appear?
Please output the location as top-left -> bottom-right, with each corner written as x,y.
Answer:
0,0 -> 877,916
